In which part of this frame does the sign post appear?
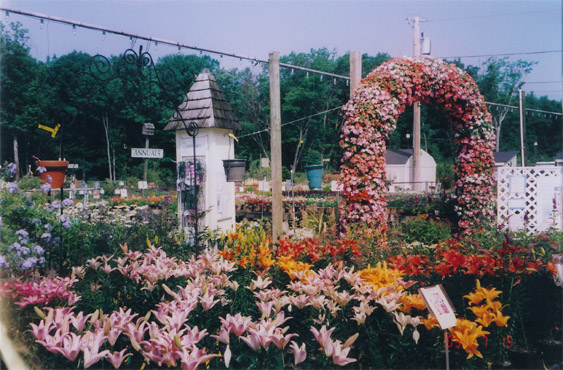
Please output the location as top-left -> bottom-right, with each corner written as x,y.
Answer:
419,285 -> 456,370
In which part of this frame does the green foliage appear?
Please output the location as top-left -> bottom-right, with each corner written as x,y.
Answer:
437,161 -> 454,189
397,216 -> 452,245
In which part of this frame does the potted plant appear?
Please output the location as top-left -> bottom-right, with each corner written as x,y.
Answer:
35,160 -> 69,189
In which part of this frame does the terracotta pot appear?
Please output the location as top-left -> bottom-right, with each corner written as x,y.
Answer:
36,160 -> 69,189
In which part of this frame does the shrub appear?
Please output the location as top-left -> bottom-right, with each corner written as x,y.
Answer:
397,215 -> 452,245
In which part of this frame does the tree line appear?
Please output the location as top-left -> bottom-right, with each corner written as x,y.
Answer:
1,21 -> 561,184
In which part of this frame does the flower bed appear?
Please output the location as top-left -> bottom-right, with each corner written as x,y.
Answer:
1,169 -> 562,369
1,220 -> 561,369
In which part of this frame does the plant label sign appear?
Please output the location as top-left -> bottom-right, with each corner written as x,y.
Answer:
419,285 -> 457,329
131,148 -> 163,158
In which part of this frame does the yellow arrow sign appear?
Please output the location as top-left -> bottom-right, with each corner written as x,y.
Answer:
38,123 -> 61,138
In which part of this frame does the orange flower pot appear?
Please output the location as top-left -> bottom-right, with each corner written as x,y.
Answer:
36,160 -> 69,189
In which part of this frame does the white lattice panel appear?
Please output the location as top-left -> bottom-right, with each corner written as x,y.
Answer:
497,166 -> 563,234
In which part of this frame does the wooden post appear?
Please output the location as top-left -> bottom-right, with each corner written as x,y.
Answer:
269,51 -> 283,241
350,51 -> 362,98
518,89 -> 526,167
412,16 -> 422,191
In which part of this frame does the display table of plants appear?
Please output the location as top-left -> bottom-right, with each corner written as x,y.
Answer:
236,190 -> 339,224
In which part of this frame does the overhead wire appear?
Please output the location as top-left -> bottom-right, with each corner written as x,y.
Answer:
438,50 -> 561,59
0,7 -> 349,81
237,106 -> 343,139
426,8 -> 559,22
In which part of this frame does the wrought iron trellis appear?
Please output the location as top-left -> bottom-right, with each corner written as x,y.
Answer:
38,46 -> 204,247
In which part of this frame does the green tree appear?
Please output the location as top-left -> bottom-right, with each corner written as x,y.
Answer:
0,21 -> 44,177
477,57 -> 537,152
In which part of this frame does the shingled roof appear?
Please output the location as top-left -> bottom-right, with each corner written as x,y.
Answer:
493,151 -> 518,165
386,149 -> 414,165
164,69 -> 241,131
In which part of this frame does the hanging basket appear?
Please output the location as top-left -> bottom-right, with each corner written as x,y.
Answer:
223,159 -> 247,183
36,160 -> 69,189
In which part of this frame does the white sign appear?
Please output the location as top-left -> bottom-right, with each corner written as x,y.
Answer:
68,163 -> 79,169
419,285 -> 457,329
508,198 -> 526,210
331,180 -> 344,192
131,148 -> 163,158
138,181 -> 148,190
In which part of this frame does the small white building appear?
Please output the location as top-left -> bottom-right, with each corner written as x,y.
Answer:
493,151 -> 518,178
385,149 -> 436,192
554,151 -> 563,167
164,69 -> 241,237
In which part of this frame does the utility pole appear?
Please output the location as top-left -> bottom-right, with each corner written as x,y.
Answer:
518,89 -> 526,167
412,16 -> 422,191
409,16 -> 426,191
269,51 -> 283,241
350,51 -> 362,98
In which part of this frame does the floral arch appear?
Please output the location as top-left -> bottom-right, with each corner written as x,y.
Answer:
339,57 -> 496,236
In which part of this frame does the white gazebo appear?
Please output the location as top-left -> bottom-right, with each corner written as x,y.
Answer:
164,69 -> 241,237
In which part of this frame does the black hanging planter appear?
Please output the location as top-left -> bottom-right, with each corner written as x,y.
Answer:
223,159 -> 247,182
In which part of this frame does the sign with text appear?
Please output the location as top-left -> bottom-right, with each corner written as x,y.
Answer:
131,148 -> 163,158
419,285 -> 457,329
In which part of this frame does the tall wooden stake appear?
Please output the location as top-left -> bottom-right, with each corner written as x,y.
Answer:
269,51 -> 283,241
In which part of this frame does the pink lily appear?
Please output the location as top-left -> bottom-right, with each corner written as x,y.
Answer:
70,311 -> 91,332
331,341 -> 357,366
249,275 -> 272,290
256,301 -> 273,318
177,346 -> 217,370
270,329 -> 298,350
55,332 -> 84,362
83,328 -> 107,353
220,313 -> 252,336
210,327 -> 230,344
240,331 -> 261,351
310,325 -> 335,356
200,291 -> 219,311
289,341 -> 307,366
83,346 -> 110,368
107,348 -> 132,369
36,328 -> 66,354
181,326 -> 208,346
29,320 -> 55,341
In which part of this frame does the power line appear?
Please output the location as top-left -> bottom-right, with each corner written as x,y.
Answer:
523,81 -> 562,84
237,106 -> 343,139
0,7 -> 350,81
426,8 -> 559,22
439,50 -> 562,59
485,101 -> 562,117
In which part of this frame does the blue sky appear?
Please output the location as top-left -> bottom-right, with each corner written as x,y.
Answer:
1,0 -> 561,101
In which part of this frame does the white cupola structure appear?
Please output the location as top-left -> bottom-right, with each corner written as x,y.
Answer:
164,69 -> 242,240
